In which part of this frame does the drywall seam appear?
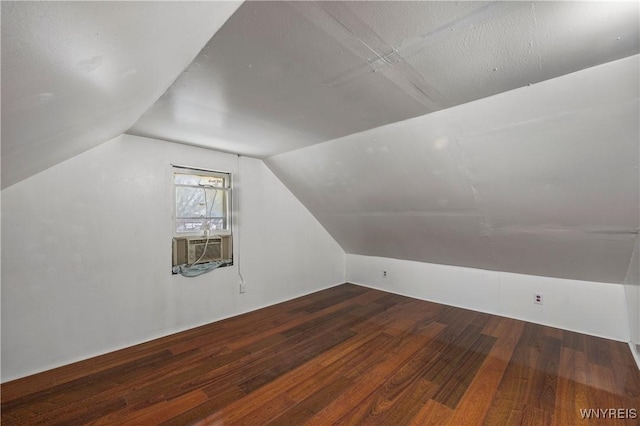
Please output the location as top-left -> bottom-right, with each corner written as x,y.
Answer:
458,97 -> 640,141
308,1 -> 446,109
450,135 -> 497,269
624,236 -> 640,355
530,3 -> 543,73
320,1 -> 525,88
624,235 -> 640,284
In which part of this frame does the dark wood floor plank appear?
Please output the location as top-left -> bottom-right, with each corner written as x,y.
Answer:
208,292 -> 438,424
121,347 -> 248,405
338,377 -> 438,425
29,396 -> 127,426
421,324 -> 486,385
106,390 -> 209,425
235,329 -> 356,394
221,393 -> 297,426
562,329 -> 586,352
224,287 -> 387,353
411,399 -> 454,425
288,283 -> 368,313
526,336 -> 561,412
159,385 -> 246,426
447,317 -> 525,425
152,306 -> 361,403
279,304 -> 361,338
162,329 -> 328,401
17,348 -> 208,426
607,338 -> 640,399
432,333 -> 496,409
482,330 -> 544,424
584,334 -> 614,368
285,332 -> 395,402
521,404 -> 553,426
350,298 -> 430,336
306,322 -> 448,425
225,299 -> 356,352
572,348 -> 592,425
552,347 -> 578,426
2,283 -> 639,425
267,376 -> 353,425
333,330 -> 449,424
194,328 -> 389,425
1,350 -> 174,423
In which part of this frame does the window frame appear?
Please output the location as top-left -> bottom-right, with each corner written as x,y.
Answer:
172,165 -> 232,238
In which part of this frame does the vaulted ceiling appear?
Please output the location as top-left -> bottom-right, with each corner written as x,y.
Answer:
267,55 -> 639,283
2,1 -> 639,284
1,1 -> 242,188
129,1 -> 639,157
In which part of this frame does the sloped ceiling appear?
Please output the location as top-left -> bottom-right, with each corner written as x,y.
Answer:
1,1 -> 241,189
129,1 -> 639,158
267,55 -> 639,284
2,1 -> 639,284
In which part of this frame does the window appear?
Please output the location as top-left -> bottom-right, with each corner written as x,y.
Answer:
171,166 -> 233,276
174,167 -> 231,236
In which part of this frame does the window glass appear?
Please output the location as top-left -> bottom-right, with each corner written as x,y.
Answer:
174,170 -> 230,235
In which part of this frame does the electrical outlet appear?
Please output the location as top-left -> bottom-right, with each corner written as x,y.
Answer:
383,270 -> 387,278
534,293 -> 543,305
239,282 -> 246,294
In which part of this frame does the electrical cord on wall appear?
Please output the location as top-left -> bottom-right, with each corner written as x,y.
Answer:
237,154 -> 245,284
189,186 -> 218,266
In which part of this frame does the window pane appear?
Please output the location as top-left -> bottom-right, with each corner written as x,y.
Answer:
176,186 -> 206,218
174,170 -> 230,235
204,188 -> 225,218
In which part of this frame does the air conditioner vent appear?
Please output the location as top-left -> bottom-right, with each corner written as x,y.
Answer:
172,235 -> 232,266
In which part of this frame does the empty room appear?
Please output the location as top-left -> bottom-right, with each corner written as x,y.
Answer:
1,1 -> 639,424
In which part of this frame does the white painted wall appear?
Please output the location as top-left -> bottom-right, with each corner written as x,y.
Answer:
347,254 -> 630,342
0,134 -> 345,382
625,237 -> 640,366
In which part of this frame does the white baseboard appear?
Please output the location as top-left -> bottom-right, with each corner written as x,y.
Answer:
347,254 -> 630,342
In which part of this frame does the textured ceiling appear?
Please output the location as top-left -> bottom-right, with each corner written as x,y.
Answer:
129,1 -> 639,158
1,1 -> 241,189
267,56 -> 640,284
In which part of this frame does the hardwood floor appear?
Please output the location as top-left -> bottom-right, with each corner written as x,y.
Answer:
2,283 -> 639,425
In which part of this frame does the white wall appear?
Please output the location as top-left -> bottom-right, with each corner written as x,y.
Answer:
0,134 -> 345,382
347,254 -> 630,342
625,237 -> 640,366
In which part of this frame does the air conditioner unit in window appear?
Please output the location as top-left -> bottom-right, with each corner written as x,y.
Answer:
172,235 -> 232,266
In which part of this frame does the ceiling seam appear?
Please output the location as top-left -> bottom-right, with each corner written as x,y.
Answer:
315,1 -> 389,69
314,4 -> 448,110
456,97 -> 640,140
